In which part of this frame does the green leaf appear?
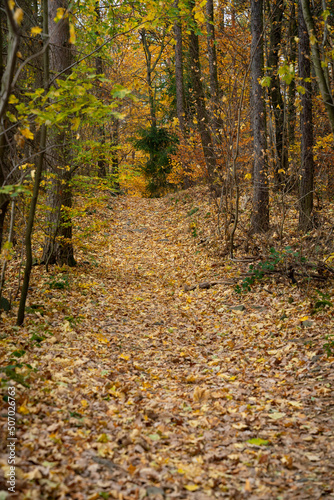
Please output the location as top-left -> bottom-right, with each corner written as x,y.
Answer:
148,433 -> 161,441
112,85 -> 131,99
260,76 -> 271,88
322,9 -> 330,21
247,438 -> 269,446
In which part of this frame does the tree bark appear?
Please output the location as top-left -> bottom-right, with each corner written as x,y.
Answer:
300,0 -> 334,134
298,0 -> 314,231
267,0 -> 286,189
287,0 -> 297,146
42,0 -> 75,267
17,0 -> 49,325
111,117 -> 120,192
95,2 -> 107,178
174,0 -> 186,135
251,0 -> 269,233
188,4 -> 216,189
206,0 -> 221,141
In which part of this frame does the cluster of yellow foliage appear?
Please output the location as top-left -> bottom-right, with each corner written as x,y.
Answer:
167,132 -> 207,187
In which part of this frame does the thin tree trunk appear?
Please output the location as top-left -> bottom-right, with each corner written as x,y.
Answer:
267,0 -> 286,189
0,199 -> 9,250
188,4 -> 217,190
95,2 -> 107,178
111,117 -> 120,192
140,29 -> 159,130
174,0 -> 186,135
300,0 -> 334,133
287,0 -> 297,146
17,0 -> 49,325
251,0 -> 269,233
298,0 -> 314,231
206,0 -> 221,141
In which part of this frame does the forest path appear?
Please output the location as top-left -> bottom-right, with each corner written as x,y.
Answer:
2,192 -> 334,499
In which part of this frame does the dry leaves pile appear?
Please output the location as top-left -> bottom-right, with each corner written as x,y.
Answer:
1,189 -> 334,499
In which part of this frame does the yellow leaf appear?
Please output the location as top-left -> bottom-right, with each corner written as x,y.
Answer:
31,26 -> 42,36
278,168 -> 285,174
81,399 -> 88,407
18,404 -> 30,415
326,253 -> 334,263
244,173 -> 252,180
97,433 -> 109,443
13,7 -> 23,25
310,33 -> 317,45
288,400 -> 303,408
8,94 -> 19,104
119,353 -> 130,361
20,128 -> 34,140
71,116 -> 80,131
54,7 -> 65,22
299,316 -> 309,322
184,484 -> 199,491
69,23 -> 76,44
8,0 -> 15,10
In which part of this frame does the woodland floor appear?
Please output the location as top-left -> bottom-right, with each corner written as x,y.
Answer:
1,189 -> 334,499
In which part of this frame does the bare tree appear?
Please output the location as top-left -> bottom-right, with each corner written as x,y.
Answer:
251,0 -> 269,233
298,0 -> 314,231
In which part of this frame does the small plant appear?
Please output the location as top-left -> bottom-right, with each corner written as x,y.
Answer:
311,290 -> 333,314
189,222 -> 197,238
64,315 -> 83,326
324,334 -> 334,357
235,246 -> 306,294
0,350 -> 34,389
187,207 -> 199,217
47,274 -> 69,290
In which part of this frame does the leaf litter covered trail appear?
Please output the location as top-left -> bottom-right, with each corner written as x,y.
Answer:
1,191 -> 334,500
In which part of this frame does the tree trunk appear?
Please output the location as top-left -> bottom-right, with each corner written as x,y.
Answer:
188,4 -> 217,189
95,3 -> 107,178
298,0 -> 314,231
267,0 -> 286,189
0,6 -> 20,251
17,0 -> 49,325
174,0 -> 186,135
42,0 -> 75,266
300,0 -> 334,134
206,0 -> 221,142
251,0 -> 269,233
140,29 -> 158,130
0,199 -> 9,250
287,0 -> 297,146
111,117 -> 120,192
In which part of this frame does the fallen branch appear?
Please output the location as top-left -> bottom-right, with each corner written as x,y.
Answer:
183,279 -> 238,291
